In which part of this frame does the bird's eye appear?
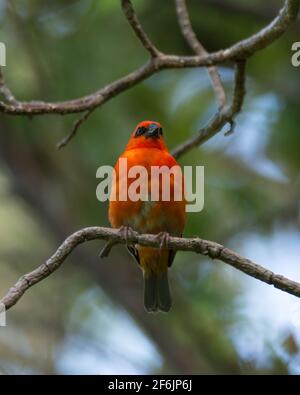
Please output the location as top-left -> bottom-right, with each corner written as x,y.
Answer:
159,127 -> 163,135
135,127 -> 145,137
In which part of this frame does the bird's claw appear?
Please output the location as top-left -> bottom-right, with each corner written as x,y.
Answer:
99,226 -> 134,259
119,225 -> 134,245
155,232 -> 170,250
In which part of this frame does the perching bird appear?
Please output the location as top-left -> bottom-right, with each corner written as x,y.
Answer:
108,121 -> 186,312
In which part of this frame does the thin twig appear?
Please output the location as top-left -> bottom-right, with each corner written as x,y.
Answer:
175,0 -> 226,109
99,239 -> 118,258
172,60 -> 246,159
56,109 -> 94,149
121,0 -> 161,58
1,226 -> 300,311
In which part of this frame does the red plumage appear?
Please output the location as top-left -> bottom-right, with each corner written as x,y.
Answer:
109,121 -> 186,312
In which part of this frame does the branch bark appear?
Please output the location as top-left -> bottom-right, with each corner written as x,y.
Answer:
175,0 -> 226,109
121,0 -> 161,58
1,226 -> 300,311
172,60 -> 246,159
56,108 -> 95,149
0,0 -> 298,117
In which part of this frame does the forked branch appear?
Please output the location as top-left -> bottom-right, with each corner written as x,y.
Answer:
0,0 -> 297,118
175,0 -> 226,109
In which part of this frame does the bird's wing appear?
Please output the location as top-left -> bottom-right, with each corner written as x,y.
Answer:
127,245 -> 140,265
168,234 -> 183,267
168,249 -> 177,267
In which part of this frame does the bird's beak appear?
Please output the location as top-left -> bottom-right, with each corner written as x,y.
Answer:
145,124 -> 160,138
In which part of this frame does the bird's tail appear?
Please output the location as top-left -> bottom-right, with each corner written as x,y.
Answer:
143,270 -> 172,313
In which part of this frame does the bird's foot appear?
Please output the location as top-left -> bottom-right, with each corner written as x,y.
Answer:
119,225 -> 135,246
99,226 -> 135,259
155,231 -> 170,250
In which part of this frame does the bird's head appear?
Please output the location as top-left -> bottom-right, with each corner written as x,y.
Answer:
126,120 -> 168,151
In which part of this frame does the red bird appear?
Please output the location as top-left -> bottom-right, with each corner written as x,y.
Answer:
109,121 -> 186,312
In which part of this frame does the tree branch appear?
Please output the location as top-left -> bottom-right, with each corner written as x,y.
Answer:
175,0 -> 226,109
172,60 -> 246,159
0,0 -> 297,117
121,0 -> 161,58
1,226 -> 300,311
56,108 -> 95,149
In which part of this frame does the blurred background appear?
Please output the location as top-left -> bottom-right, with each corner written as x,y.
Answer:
0,0 -> 300,374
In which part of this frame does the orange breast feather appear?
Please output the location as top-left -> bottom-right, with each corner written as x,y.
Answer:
109,147 -> 185,236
